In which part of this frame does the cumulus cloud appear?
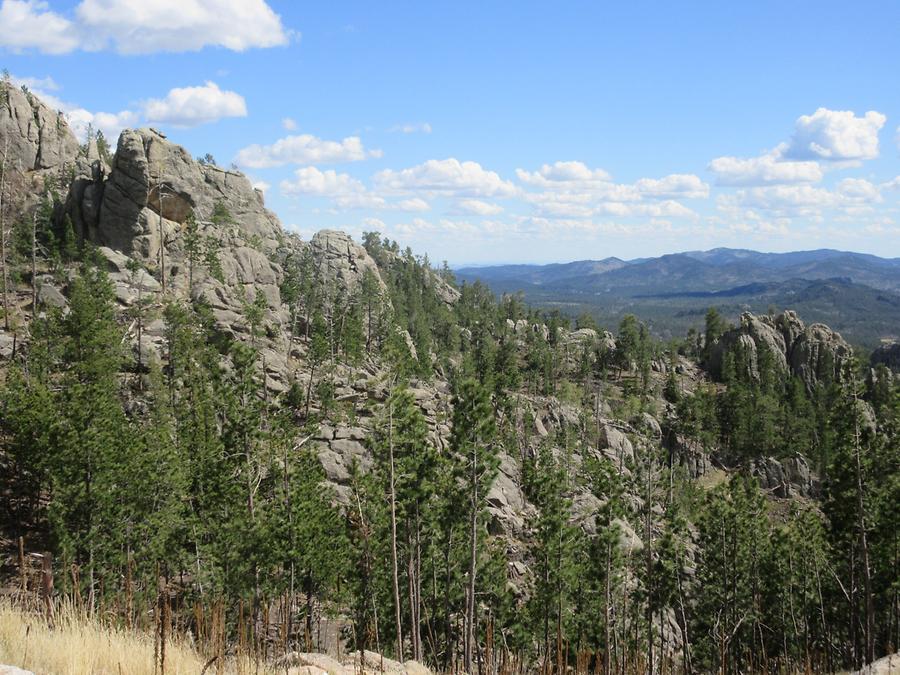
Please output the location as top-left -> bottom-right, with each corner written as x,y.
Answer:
709,108 -> 886,191
143,82 -> 247,127
280,166 -> 366,197
236,134 -> 381,169
10,74 -> 247,140
0,0 -> 79,54
515,162 -> 705,221
0,0 -> 292,54
282,117 -> 297,131
720,179 -> 883,216
708,150 -> 823,186
66,107 -> 139,142
516,161 -> 612,190
375,158 -> 518,198
635,174 -> 709,199
389,122 -> 432,134
396,198 -> 431,212
455,199 -> 504,216
784,108 -> 886,162
280,167 -> 429,212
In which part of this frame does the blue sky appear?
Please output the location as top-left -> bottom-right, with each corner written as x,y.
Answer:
2,1 -> 900,264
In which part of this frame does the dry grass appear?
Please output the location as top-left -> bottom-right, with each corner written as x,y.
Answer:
0,598 -> 275,675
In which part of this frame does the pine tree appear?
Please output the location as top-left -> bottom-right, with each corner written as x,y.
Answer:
450,378 -> 499,673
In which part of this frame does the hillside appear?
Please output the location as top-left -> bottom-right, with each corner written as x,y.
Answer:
0,88 -> 898,675
457,249 -> 900,347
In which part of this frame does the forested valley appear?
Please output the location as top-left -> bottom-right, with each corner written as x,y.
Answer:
0,82 -> 898,674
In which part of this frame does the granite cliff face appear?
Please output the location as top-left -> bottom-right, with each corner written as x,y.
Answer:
75,128 -> 282,258
0,83 -> 79,174
0,82 -> 80,216
707,310 -> 853,389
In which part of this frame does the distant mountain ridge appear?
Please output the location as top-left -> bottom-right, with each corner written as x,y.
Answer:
456,248 -> 900,348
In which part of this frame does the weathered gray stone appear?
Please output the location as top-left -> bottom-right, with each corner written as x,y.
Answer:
276,652 -> 347,675
708,310 -> 852,390
37,282 -> 67,309
750,455 -> 817,498
0,84 -> 79,173
309,230 -> 385,295
599,425 -> 634,463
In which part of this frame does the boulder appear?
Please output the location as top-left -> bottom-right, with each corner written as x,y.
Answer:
599,425 -> 634,463
635,412 -> 662,441
750,455 -> 816,498
0,666 -> 35,675
851,652 -> 899,674
276,652 -> 347,675
37,282 -> 67,310
668,433 -> 711,479
0,333 -> 16,359
343,650 -> 406,674
403,661 -> 433,675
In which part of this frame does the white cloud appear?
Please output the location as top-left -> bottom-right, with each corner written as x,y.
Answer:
635,174 -> 709,199
515,162 -> 704,220
282,117 -> 297,131
524,190 -> 695,219
363,217 -> 387,230
66,107 -> 138,142
0,0 -> 291,54
375,158 -> 518,198
720,179 -> 883,216
9,74 -> 59,91
516,161 -> 612,190
280,167 -> 429,212
143,81 -> 247,127
881,176 -> 900,191
389,122 -> 432,134
281,166 -> 366,197
76,0 -> 291,54
455,198 -> 504,215
708,150 -> 823,186
396,198 -> 431,212
836,177 -> 881,202
0,0 -> 78,54
784,108 -> 886,162
235,134 -> 381,169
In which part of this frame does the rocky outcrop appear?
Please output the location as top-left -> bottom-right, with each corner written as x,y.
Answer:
309,230 -> 386,295
275,651 -> 433,675
0,82 -> 79,174
851,652 -> 899,674
84,128 -> 282,258
871,342 -> 900,373
58,127 -> 296,380
749,455 -> 817,498
789,322 -> 853,391
707,310 -> 852,389
668,433 -> 712,478
0,82 -> 80,217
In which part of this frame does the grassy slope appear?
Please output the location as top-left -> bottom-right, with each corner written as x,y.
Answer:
0,600 -> 273,675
